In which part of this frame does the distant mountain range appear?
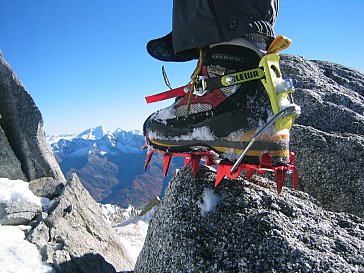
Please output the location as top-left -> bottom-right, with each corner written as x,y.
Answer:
48,126 -> 181,208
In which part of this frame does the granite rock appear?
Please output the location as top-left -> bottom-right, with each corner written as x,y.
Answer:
0,201 -> 42,225
135,166 -> 364,273
0,124 -> 26,180
29,177 -> 66,199
280,55 -> 364,217
0,52 -> 64,181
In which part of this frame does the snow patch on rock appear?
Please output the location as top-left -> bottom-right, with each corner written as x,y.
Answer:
0,225 -> 54,273
198,188 -> 219,216
0,178 -> 50,209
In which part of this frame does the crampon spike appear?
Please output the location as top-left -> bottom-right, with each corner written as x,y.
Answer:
245,169 -> 255,180
163,153 -> 173,177
275,166 -> 286,194
205,155 -> 214,166
184,155 -> 191,166
293,167 -> 298,190
191,155 -> 201,177
143,148 -> 298,193
141,143 -> 148,150
216,162 -> 229,186
216,161 -> 242,186
214,153 -> 298,193
144,150 -> 155,170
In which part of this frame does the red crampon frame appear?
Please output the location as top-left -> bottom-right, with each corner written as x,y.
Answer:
143,145 -> 298,193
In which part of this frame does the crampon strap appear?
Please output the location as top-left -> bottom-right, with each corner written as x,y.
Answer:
145,67 -> 264,104
145,84 -> 190,103
146,35 -> 292,104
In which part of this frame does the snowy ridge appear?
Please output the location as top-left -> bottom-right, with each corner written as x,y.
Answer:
47,134 -> 77,146
0,178 -> 54,272
114,206 -> 157,264
0,177 -> 153,271
100,202 -> 157,265
48,126 -> 145,158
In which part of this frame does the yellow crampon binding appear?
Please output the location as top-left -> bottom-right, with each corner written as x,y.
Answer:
230,35 -> 301,173
260,36 -> 301,132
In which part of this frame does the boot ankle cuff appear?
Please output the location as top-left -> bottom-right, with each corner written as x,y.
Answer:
203,44 -> 261,70
241,33 -> 272,52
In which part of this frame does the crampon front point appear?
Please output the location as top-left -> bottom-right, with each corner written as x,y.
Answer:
142,145 -> 298,194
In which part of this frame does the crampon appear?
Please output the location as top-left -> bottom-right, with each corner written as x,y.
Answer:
142,147 -> 298,194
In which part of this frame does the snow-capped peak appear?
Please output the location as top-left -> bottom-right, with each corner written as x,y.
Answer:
48,126 -> 145,158
76,125 -> 110,140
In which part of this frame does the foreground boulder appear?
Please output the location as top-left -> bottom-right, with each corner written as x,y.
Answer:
291,124 -> 364,217
280,55 -> 364,217
27,174 -> 133,273
29,177 -> 65,199
0,52 -> 64,181
135,166 -> 364,273
0,201 -> 42,225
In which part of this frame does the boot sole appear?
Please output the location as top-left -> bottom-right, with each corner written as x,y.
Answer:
147,129 -> 290,165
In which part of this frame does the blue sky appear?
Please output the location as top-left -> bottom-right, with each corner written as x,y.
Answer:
0,0 -> 363,135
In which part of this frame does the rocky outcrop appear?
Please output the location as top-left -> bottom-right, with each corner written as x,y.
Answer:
291,125 -> 364,217
135,166 -> 364,273
0,52 -> 64,181
0,201 -> 42,225
29,177 -> 65,199
280,55 -> 364,217
0,125 -> 26,180
27,174 -> 133,273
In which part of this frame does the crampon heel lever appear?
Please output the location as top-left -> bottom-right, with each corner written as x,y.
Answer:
231,105 -> 299,174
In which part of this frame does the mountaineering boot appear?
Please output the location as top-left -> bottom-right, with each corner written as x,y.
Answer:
143,35 -> 294,166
